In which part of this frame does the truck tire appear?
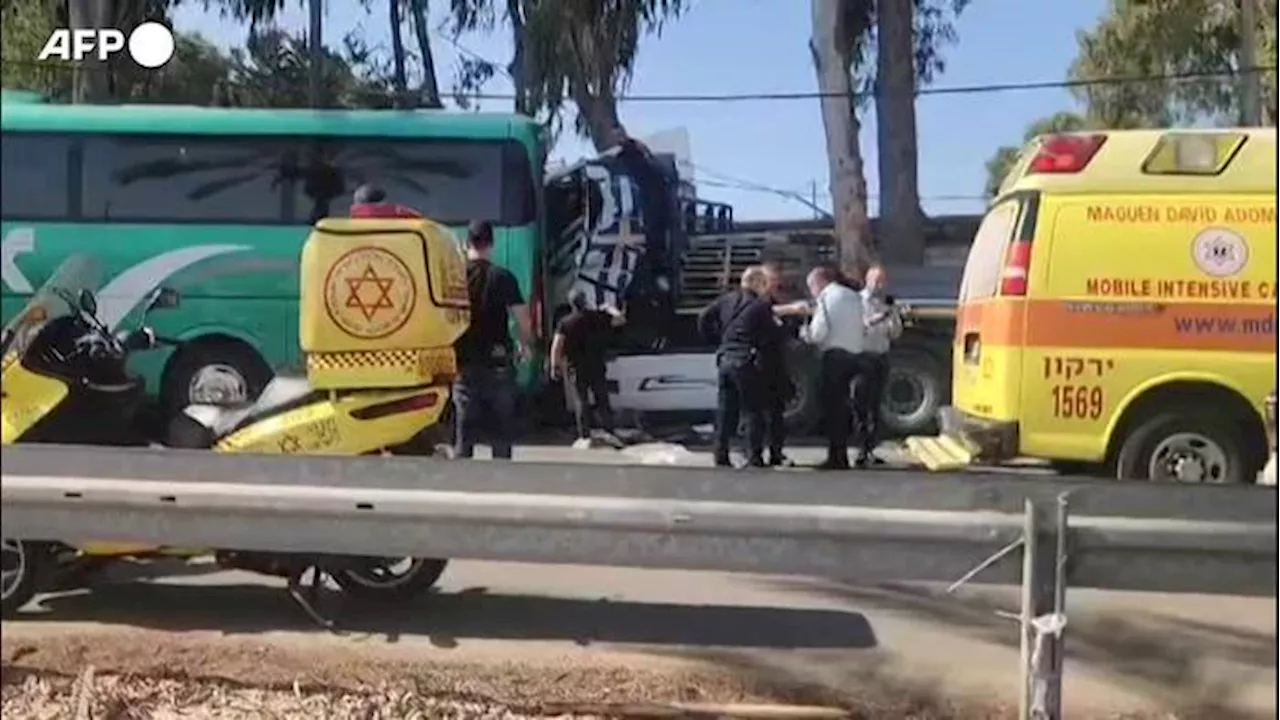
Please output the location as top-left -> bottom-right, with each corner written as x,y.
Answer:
782,341 -> 821,433
879,343 -> 948,437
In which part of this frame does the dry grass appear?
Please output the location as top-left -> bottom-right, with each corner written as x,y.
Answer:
0,628 -> 1266,719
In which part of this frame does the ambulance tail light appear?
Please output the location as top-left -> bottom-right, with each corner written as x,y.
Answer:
1028,134 -> 1106,175
350,391 -> 439,420
1000,240 -> 1032,296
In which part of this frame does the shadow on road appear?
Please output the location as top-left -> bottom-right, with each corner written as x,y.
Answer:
17,580 -> 877,651
760,578 -> 1276,718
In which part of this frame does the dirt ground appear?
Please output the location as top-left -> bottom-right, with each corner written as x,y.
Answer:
2,627 -> 1262,720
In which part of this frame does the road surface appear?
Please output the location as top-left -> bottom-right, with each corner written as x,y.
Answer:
2,443 -> 1275,718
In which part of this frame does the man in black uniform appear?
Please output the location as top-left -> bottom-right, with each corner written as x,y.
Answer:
760,263 -> 794,467
697,266 -> 780,468
452,220 -> 535,460
549,289 -> 625,449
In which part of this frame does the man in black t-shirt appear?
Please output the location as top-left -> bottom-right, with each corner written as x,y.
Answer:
452,220 -> 534,460
550,289 -> 625,448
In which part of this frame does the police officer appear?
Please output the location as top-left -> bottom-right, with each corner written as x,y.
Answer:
760,263 -> 794,467
697,266 -> 780,468
799,264 -> 868,470
855,264 -> 903,466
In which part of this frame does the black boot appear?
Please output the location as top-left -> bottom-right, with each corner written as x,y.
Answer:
815,446 -> 849,470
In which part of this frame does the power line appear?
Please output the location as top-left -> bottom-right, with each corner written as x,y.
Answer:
694,177 -> 985,205
456,65 -> 1278,104
685,160 -> 985,204
3,61 -> 1271,104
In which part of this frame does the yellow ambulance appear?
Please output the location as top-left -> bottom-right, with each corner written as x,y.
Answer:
908,128 -> 1277,484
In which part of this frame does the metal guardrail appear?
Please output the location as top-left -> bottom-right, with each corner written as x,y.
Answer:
1,443 -> 1275,719
1,444 -> 1274,596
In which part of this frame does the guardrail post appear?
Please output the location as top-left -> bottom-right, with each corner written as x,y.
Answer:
1018,497 -> 1069,720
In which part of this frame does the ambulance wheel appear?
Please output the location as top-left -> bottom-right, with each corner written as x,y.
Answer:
1,539 -> 45,617
334,557 -> 449,601
163,340 -> 272,411
1115,410 -> 1253,484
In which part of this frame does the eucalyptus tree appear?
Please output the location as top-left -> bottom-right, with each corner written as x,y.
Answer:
448,0 -> 686,150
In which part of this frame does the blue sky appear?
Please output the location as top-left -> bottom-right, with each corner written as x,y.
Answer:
172,0 -> 1109,220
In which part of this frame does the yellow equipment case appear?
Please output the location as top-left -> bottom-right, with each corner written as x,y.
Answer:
299,218 -> 470,390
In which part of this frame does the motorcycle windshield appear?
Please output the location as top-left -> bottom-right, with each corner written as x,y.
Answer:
0,255 -> 105,360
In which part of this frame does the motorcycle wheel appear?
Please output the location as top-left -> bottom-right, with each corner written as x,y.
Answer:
332,557 -> 448,601
1,539 -> 45,617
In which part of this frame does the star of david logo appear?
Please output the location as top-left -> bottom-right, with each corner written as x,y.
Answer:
345,264 -> 396,320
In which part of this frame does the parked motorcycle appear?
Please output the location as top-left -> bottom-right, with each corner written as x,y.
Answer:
1,252 -> 460,627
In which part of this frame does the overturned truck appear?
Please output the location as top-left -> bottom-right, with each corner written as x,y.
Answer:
542,146 -> 972,437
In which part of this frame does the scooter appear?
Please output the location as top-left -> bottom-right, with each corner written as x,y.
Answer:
1,255 -> 453,627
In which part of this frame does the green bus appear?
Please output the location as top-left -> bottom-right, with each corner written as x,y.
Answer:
1,95 -> 545,411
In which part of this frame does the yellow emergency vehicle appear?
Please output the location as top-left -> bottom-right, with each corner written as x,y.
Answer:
908,128 -> 1277,484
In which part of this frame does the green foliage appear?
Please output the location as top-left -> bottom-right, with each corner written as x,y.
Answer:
982,111 -> 1091,198
222,28 -> 397,108
447,0 -> 686,145
1070,0 -> 1278,127
981,0 -> 1276,196
848,0 -> 972,105
0,0 -> 69,98
1,0 -> 398,108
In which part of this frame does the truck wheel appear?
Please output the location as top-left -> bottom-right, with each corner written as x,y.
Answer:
163,340 -> 272,411
782,342 -> 820,433
1,539 -> 45,617
879,345 -> 947,437
1115,409 -> 1254,484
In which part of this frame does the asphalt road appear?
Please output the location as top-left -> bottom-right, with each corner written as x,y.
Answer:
3,442 -> 1275,716
4,557 -> 1275,717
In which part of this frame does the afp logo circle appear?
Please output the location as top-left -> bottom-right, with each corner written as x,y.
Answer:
37,22 -> 175,69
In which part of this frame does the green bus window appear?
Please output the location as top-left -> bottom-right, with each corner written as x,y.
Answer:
81,136 -> 289,224
1,134 -> 73,220
500,141 -> 537,226
287,137 -> 509,226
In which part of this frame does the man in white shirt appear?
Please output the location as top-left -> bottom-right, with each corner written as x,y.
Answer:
799,265 -> 868,470
855,264 -> 904,466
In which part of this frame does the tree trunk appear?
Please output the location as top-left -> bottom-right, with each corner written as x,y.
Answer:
388,0 -> 409,107
810,0 -> 874,277
505,0 -> 531,115
874,0 -> 926,265
572,81 -> 626,152
407,0 -> 442,107
68,0 -> 113,103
